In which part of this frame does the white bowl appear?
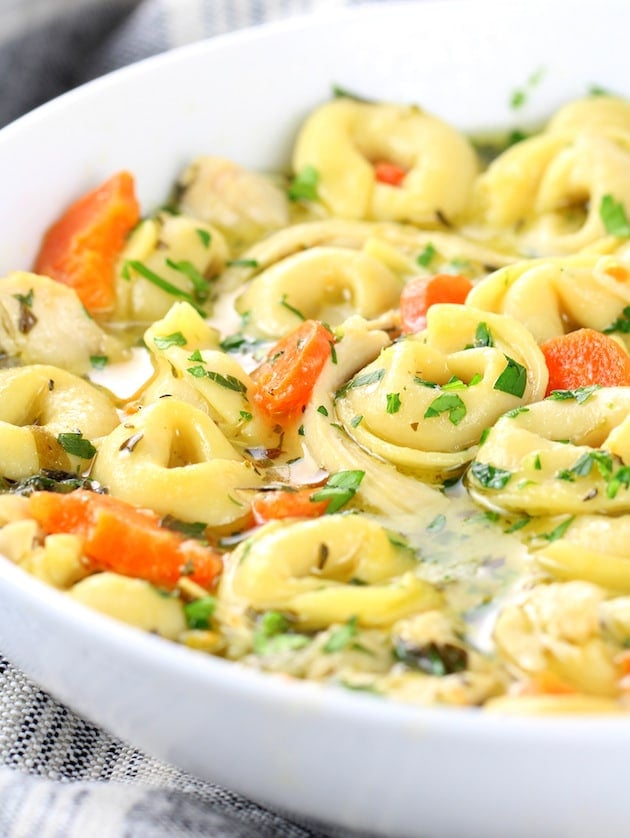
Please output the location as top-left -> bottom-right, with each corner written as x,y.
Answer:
1,2 -> 630,836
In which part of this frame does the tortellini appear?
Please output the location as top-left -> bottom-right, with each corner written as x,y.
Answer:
329,305 -> 547,483
0,272 -> 120,374
219,514 -> 441,630
92,398 -> 262,526
494,581 -> 627,698
467,387 -> 630,516
293,99 -> 479,224
0,365 -> 119,480
176,155 -> 290,241
115,211 -> 228,322
467,250 -> 630,343
234,245 -> 402,339
468,96 -> 630,255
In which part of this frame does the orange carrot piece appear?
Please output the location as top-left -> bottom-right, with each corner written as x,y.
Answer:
541,328 -> 630,396
400,273 -> 473,333
250,320 -> 335,419
251,487 -> 329,525
373,161 -> 407,187
33,171 -> 140,313
28,490 -> 222,590
516,671 -> 576,697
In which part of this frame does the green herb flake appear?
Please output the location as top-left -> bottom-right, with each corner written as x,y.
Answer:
311,470 -> 365,514
239,410 -> 253,422
183,596 -> 216,630
122,260 -> 205,315
416,243 -> 436,267
474,322 -> 494,347
603,307 -> 630,334
188,349 -> 204,362
196,228 -> 212,248
469,373 -> 483,386
206,370 -> 248,393
546,385 -> 601,404
600,194 -> 630,237
510,89 -> 527,109
350,415 -> 363,428
394,640 -> 468,676
13,289 -> 34,307
153,331 -> 187,350
533,454 -> 542,470
504,406 -> 529,419
166,258 -> 210,303
187,365 -> 207,378
336,368 -> 385,399
317,405 -> 329,417
424,393 -> 467,425
160,516 -> 207,540
89,355 -> 109,370
323,616 -> 359,653
253,610 -> 310,655
540,516 -> 575,542
505,516 -> 531,533
288,165 -> 320,202
386,392 -> 401,414
57,432 -> 97,460
470,461 -> 512,489
226,258 -> 260,269
427,513 -> 446,533
279,294 -> 306,322
493,355 -> 527,397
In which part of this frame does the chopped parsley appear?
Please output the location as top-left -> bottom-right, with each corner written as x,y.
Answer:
56,432 -> 97,460
394,640 -> 468,676
311,470 -> 365,514
474,322 -> 494,347
122,260 -> 206,315
540,516 -> 575,542
416,242 -> 436,267
546,385 -> 601,404
89,355 -> 109,370
183,596 -> 216,630
335,368 -> 385,399
604,306 -> 630,334
493,355 -> 527,397
386,392 -> 401,414
204,370 -> 247,393
323,616 -> 359,653
253,610 -> 310,655
196,228 -> 212,248
424,393 -> 467,425
469,461 -> 512,489
279,294 -> 306,321
288,165 -> 319,202
166,258 -> 210,303
160,516 -> 207,540
226,258 -> 259,269
350,415 -> 363,428
600,194 -> 630,237
153,331 -> 187,349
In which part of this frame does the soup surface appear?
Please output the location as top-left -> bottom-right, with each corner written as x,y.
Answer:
3,92 -> 630,714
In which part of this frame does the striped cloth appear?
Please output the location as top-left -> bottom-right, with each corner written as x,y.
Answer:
0,1 -> 383,835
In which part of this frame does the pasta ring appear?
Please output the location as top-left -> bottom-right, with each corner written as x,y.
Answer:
92,398 -> 263,526
292,99 -> 478,224
0,365 -> 118,480
219,514 -> 442,631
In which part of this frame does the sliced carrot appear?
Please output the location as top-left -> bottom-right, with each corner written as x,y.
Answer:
516,671 -> 576,697
251,487 -> 329,525
605,264 -> 629,282
250,320 -> 335,419
373,161 -> 407,187
400,273 -> 473,333
33,171 -> 140,313
541,328 -> 630,395
28,490 -> 222,590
